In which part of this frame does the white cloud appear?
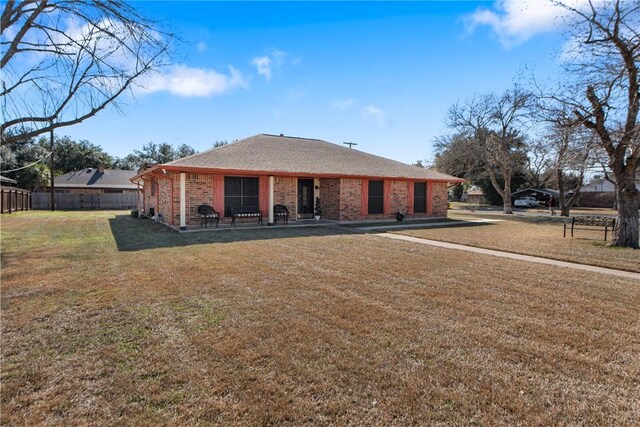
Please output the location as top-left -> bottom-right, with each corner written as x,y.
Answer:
251,48 -> 292,82
332,98 -> 355,111
362,105 -> 387,125
142,65 -> 247,97
252,56 -> 273,82
463,0 -> 599,47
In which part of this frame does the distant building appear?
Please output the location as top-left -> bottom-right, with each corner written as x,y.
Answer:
579,177 -> 640,208
466,186 -> 486,205
0,175 -> 17,186
49,165 -> 139,194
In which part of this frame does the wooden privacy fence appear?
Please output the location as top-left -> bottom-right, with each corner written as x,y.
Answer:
1,187 -> 32,213
32,192 -> 138,210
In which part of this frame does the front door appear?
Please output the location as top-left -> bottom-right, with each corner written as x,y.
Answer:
298,179 -> 314,219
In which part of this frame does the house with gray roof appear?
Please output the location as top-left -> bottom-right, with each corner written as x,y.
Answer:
132,134 -> 464,229
52,166 -> 139,194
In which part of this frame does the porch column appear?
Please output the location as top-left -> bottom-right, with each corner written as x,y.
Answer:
180,172 -> 186,230
427,181 -> 433,215
268,175 -> 275,226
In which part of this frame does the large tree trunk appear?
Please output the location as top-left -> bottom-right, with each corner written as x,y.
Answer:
613,169 -> 639,248
502,175 -> 513,214
488,168 -> 513,214
557,165 -> 584,217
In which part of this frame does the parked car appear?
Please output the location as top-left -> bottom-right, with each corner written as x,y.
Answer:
514,196 -> 539,208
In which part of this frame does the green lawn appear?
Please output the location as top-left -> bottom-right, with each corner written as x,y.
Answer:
1,211 -> 639,425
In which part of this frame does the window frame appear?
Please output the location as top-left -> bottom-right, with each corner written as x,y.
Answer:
414,182 -> 427,213
368,180 -> 384,215
224,176 -> 259,217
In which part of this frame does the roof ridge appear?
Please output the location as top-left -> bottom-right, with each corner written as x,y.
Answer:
261,133 -> 325,142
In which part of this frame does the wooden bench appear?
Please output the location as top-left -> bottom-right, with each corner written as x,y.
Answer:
231,206 -> 263,226
197,204 -> 219,228
273,204 -> 289,225
564,216 -> 616,241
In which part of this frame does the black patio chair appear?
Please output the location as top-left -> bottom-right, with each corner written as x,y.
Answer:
273,204 -> 289,225
197,204 -> 219,228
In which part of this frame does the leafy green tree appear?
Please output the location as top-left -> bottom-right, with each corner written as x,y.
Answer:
213,141 -> 228,148
0,136 -> 50,190
113,142 -> 198,169
176,144 -> 196,158
41,136 -> 115,174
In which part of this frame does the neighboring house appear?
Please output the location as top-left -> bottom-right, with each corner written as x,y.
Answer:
50,166 -> 139,194
0,175 -> 17,186
466,186 -> 486,205
131,134 -> 464,229
511,188 -> 559,207
579,177 -> 640,208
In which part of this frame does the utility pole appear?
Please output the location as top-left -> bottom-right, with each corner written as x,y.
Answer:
50,122 -> 55,211
343,141 -> 358,149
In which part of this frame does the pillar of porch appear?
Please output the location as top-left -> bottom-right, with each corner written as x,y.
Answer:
268,175 -> 275,226
179,172 -> 186,230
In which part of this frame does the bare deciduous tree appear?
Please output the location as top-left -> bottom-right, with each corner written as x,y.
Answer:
549,122 -> 596,216
524,139 -> 553,189
1,0 -> 171,145
548,0 -> 640,247
446,88 -> 531,214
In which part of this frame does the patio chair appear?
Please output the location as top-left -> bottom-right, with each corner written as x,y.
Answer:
274,204 -> 289,225
197,204 -> 220,228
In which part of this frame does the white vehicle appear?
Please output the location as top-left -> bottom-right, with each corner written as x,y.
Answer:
514,196 -> 539,208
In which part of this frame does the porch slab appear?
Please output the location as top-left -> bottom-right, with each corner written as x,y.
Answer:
168,219 -> 338,233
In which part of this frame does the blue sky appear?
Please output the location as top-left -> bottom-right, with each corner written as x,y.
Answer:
66,0 -> 569,164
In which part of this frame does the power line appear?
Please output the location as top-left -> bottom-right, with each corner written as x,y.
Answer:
2,152 -> 52,173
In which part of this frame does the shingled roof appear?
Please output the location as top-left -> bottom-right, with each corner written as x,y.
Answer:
159,134 -> 462,181
55,168 -> 138,190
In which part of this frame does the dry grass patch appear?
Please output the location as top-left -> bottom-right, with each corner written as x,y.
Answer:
1,211 -> 639,425
392,215 -> 640,273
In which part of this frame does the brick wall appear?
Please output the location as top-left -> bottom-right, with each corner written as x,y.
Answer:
185,173 -> 214,225
431,182 -> 448,217
390,180 -> 410,215
157,176 -> 174,224
144,173 -> 451,226
339,178 -> 362,221
143,177 -> 157,216
274,177 -> 297,219
320,178 -> 340,220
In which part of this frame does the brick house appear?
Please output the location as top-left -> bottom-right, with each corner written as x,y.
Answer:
131,134 -> 464,229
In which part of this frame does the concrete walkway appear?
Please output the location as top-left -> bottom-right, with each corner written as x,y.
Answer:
357,218 -> 503,232
376,233 -> 640,281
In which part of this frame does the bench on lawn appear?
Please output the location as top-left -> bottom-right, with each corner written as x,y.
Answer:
231,206 -> 263,226
197,204 -> 219,228
564,216 -> 616,241
273,204 -> 289,225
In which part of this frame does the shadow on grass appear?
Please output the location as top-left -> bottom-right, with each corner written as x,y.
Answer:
108,215 -> 360,252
